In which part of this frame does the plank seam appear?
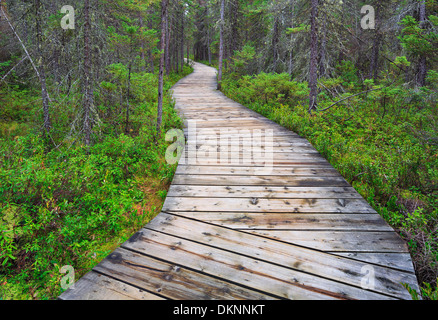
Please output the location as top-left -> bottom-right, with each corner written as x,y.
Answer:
141,222 -> 403,300
119,245 -> 285,300
90,269 -> 171,300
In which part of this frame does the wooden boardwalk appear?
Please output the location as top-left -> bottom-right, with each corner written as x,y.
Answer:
59,62 -> 420,300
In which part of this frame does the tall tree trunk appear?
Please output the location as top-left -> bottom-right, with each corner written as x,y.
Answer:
125,63 -> 132,134
83,0 -> 93,145
187,39 -> 190,62
180,3 -> 184,72
139,14 -> 147,72
125,34 -> 134,134
35,0 -> 51,134
319,13 -> 328,77
157,0 -> 169,133
369,6 -> 380,80
175,15 -> 179,73
217,0 -> 225,90
206,4 -> 212,65
147,14 -> 155,73
288,0 -> 295,78
418,0 -> 427,87
272,16 -> 279,73
308,0 -> 319,114
165,10 -> 170,75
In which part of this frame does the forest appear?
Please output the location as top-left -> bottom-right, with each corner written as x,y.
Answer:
0,0 -> 437,300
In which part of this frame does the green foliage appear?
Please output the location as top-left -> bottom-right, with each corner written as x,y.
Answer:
222,72 -> 309,107
394,56 -> 411,68
0,65 -> 193,300
335,60 -> 360,89
399,15 -> 438,61
287,24 -> 310,34
230,45 -> 256,76
405,278 -> 438,300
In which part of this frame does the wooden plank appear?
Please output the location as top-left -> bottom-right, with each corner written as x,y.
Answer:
179,111 -> 264,117
93,247 -> 276,300
182,118 -> 269,124
245,230 -> 410,253
168,185 -> 361,198
144,213 -> 416,299
183,129 -> 301,137
185,146 -> 320,154
171,175 -> 350,187
331,252 -> 416,273
182,151 -> 327,161
167,212 -> 393,231
123,226 -> 394,300
185,139 -> 315,147
175,166 -> 340,176
163,197 -> 376,214
58,271 -> 165,300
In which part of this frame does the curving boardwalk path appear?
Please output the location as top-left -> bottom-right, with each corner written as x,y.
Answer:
60,62 -> 420,300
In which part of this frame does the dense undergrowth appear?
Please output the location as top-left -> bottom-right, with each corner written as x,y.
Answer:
0,65 -> 193,299
220,61 -> 438,299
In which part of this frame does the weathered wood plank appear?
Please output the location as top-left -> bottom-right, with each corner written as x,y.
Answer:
58,271 -> 165,300
93,247 -> 276,300
185,146 -> 320,154
182,151 -> 327,161
171,175 -> 350,187
123,226 -> 394,300
175,166 -> 340,176
163,197 -> 376,213
330,252 -> 416,273
168,185 -> 360,198
166,211 -> 392,231
144,213 -> 416,299
245,230 -> 410,253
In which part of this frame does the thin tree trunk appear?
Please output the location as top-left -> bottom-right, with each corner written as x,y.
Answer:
288,0 -> 295,78
369,34 -> 381,79
165,11 -> 170,75
125,34 -> 134,134
308,0 -> 318,114
206,4 -> 212,65
147,15 -> 155,73
175,15 -> 179,73
369,6 -> 380,80
83,0 -> 93,145
33,0 -> 52,134
125,63 -> 132,134
217,0 -> 225,90
139,14 -> 147,72
319,13 -> 327,77
157,0 -> 169,133
418,0 -> 427,87
272,16 -> 279,73
187,40 -> 190,61
180,3 -> 184,72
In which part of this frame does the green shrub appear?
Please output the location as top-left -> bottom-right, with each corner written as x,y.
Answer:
0,65 -> 193,300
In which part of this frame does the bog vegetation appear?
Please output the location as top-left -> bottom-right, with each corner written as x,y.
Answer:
0,0 -> 437,300
0,0 -> 192,299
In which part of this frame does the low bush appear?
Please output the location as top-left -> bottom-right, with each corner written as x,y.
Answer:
0,65 -> 193,299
